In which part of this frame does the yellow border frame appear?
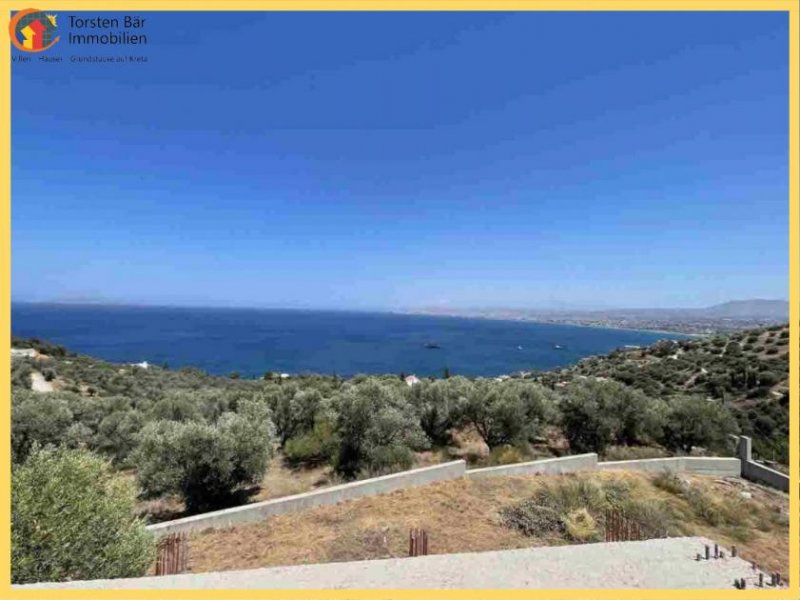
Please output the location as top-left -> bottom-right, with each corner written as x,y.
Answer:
1,2 -> 797,599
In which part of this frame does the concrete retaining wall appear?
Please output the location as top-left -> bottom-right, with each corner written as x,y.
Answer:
598,457 -> 740,477
681,457 -> 742,477
734,436 -> 789,492
147,460 -> 466,536
598,457 -> 683,473
741,460 -> 789,493
465,453 -> 597,479
148,439 -> 784,537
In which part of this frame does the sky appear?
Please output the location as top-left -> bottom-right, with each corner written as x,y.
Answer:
11,11 -> 790,311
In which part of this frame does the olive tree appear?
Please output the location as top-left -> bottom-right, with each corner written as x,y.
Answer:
407,376 -> 472,445
12,446 -> 155,584
557,379 -> 619,454
333,379 -> 427,478
266,386 -> 324,446
558,379 -> 665,454
661,395 -> 739,454
133,401 -> 276,512
11,390 -> 74,463
462,380 -> 550,449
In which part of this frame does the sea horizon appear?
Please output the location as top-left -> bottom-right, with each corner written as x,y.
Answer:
11,301 -> 690,378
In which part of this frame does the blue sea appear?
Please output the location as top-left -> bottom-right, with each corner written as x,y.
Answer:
11,303 -> 687,378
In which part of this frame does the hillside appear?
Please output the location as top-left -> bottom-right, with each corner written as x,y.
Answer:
537,324 -> 789,462
695,300 -> 789,319
10,323 -> 789,528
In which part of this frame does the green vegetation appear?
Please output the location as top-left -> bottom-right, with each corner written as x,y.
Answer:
540,325 -> 789,462
501,474 -> 674,542
333,380 -> 428,477
661,395 -> 739,455
10,335 -> 756,492
8,325 -> 789,583
133,398 -> 276,512
652,470 -> 782,543
558,379 -> 665,454
12,446 -> 155,584
502,469 -> 786,548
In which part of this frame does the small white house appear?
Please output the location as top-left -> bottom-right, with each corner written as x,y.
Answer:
404,374 -> 420,387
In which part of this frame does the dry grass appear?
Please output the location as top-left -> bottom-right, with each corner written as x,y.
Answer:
252,456 -> 337,502
664,474 -> 790,576
185,470 -> 788,578
187,476 -> 547,574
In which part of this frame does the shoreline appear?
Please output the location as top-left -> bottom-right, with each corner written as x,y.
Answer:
397,311 -> 707,339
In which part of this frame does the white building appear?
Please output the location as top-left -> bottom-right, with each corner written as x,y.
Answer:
404,375 -> 420,387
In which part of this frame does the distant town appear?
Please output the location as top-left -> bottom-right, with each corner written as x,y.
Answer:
406,299 -> 789,335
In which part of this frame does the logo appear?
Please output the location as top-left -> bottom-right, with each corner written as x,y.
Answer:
9,9 -> 59,52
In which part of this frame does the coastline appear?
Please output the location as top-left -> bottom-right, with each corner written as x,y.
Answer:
396,311 -> 706,339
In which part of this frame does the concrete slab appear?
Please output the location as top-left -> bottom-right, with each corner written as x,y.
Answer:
18,537 -> 778,590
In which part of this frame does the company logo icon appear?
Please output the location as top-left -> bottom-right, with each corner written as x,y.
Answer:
9,9 -> 59,52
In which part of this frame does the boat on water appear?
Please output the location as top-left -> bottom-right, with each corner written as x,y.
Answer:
423,342 -> 441,349
553,344 -> 564,350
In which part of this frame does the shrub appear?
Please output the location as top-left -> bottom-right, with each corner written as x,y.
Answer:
562,508 -> 600,542
147,392 -> 202,423
284,413 -> 338,465
95,410 -> 145,464
487,444 -> 529,466
604,445 -> 669,461
652,470 -> 685,495
683,486 -> 722,526
501,499 -> 562,536
502,474 -> 675,542
616,497 -> 676,538
12,337 -> 70,357
12,446 -> 155,584
63,422 -> 94,449
11,360 -> 34,390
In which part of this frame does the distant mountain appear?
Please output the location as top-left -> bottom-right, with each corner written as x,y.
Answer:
695,300 -> 788,319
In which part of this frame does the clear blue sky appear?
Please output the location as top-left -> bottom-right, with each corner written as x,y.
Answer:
12,11 -> 789,310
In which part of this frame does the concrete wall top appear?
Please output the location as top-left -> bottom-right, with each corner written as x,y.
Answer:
598,457 -> 740,477
465,453 -> 597,479
598,457 -> 684,471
